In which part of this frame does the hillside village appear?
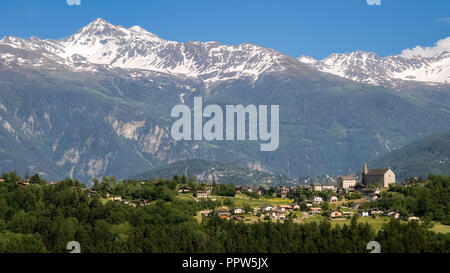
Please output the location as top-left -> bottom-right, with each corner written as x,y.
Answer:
2,163 -> 431,227
173,163 -> 426,225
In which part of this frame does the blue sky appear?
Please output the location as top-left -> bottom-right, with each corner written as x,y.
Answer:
0,0 -> 449,59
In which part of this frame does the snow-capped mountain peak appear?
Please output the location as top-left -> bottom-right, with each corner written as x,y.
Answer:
299,40 -> 450,85
0,18 -> 292,84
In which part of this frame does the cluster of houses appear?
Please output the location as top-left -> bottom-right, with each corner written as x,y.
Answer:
106,194 -> 150,207
199,203 -> 302,221
256,204 -> 300,220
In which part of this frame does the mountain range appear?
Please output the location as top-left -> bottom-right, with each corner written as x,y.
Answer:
1,18 -> 450,184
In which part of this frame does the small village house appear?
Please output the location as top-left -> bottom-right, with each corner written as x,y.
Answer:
329,196 -> 338,203
370,209 -> 384,216
270,208 -> 286,220
200,210 -> 212,217
329,210 -> 343,218
133,199 -> 149,206
195,190 -> 210,199
279,205 -> 293,212
387,211 -> 400,219
313,196 -> 323,204
109,195 -> 122,201
177,186 -> 190,193
260,205 -> 273,213
17,180 -> 30,188
322,184 -> 336,192
233,208 -> 245,214
216,209 -> 231,219
343,211 -> 354,217
309,207 -> 322,215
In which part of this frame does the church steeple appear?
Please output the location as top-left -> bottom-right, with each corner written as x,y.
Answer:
362,162 -> 368,186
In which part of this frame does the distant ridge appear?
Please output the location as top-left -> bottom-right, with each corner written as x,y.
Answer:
371,131 -> 450,180
130,159 -> 297,186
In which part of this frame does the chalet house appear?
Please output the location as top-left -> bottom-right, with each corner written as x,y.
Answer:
309,207 -> 322,215
195,190 -> 210,199
233,208 -> 245,214
109,195 -> 122,201
234,186 -> 242,193
329,196 -> 338,203
313,196 -> 323,204
248,187 -> 263,196
277,211 -> 286,220
338,175 -> 356,189
260,205 -> 273,212
17,180 -> 30,188
200,210 -> 212,217
177,187 -> 190,193
408,216 -> 420,222
370,209 -> 384,215
329,210 -> 343,218
343,211 -> 354,217
133,199 -> 149,206
362,163 -> 396,188
322,184 -> 336,192
387,211 -> 400,219
216,209 -> 231,219
290,203 -> 300,210
360,211 -> 369,217
279,205 -> 293,212
270,210 -> 286,220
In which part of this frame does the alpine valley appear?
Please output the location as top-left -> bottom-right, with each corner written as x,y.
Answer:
1,18 -> 450,184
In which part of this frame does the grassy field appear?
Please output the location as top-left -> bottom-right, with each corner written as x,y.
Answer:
175,193 -> 194,201
430,223 -> 450,234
